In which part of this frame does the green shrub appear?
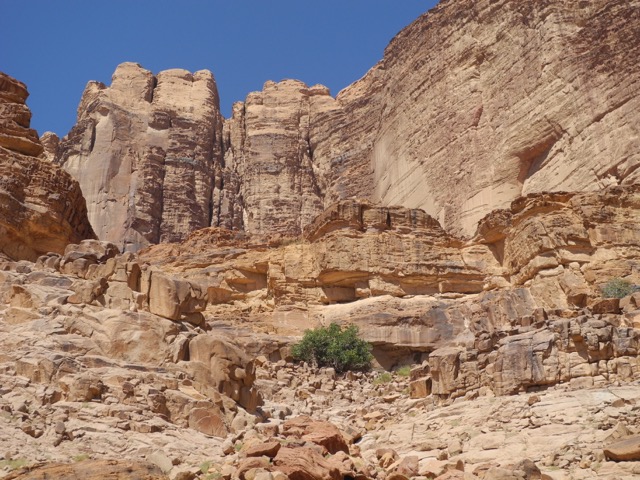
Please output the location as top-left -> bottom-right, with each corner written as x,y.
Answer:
601,278 -> 638,299
292,323 -> 372,373
395,365 -> 412,377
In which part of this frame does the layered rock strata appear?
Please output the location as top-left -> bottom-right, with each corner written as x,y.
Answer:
56,0 -> 640,246
221,80 -> 338,237
134,186 -> 639,369
56,62 -> 225,252
420,308 -> 640,402
0,72 -> 95,261
1,190 -> 640,478
345,0 -> 640,235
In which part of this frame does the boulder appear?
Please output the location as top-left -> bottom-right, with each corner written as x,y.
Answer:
273,447 -> 341,480
604,435 -> 640,461
282,416 -> 349,454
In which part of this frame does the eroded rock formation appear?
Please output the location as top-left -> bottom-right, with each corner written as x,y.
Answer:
353,0 -> 640,236
56,62 -> 225,252
2,0 -> 640,477
55,0 -> 640,246
0,72 -> 95,261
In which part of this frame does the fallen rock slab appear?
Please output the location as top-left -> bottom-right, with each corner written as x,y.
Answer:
604,435 -> 640,461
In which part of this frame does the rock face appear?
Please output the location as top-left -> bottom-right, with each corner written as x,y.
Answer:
4,460 -> 166,479
2,1 -> 640,478
137,185 -> 640,374
56,62 -> 225,252
56,0 -> 640,246
343,0 -> 640,236
222,80 -> 337,237
0,73 -> 43,157
0,72 -> 95,261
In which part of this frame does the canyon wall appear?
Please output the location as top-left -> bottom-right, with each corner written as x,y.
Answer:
336,0 -> 640,236
54,0 -> 640,247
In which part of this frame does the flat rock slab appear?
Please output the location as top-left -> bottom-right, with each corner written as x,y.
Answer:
4,460 -> 166,479
604,435 -> 640,461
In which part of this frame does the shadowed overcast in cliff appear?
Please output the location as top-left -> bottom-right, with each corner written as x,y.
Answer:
0,0 -> 437,137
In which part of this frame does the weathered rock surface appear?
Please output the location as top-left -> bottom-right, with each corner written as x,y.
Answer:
56,0 -> 640,245
0,72 -> 95,261
338,0 -> 640,236
136,186 -> 639,363
604,435 -> 640,462
221,80 -> 337,238
39,131 -> 60,163
56,62 -> 225,252
0,240 -> 265,477
1,1 -> 640,479
4,460 -> 166,479
0,73 -> 42,157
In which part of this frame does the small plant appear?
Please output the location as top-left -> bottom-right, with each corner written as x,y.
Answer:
395,365 -> 412,377
373,372 -> 393,385
73,454 -> 90,462
291,323 -> 373,373
234,442 -> 243,452
200,461 -> 212,475
601,278 -> 638,299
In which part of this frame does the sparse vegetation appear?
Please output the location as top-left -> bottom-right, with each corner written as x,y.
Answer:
291,323 -> 373,373
200,461 -> 212,475
373,372 -> 393,385
73,454 -> 90,462
0,459 -> 28,471
601,278 -> 638,298
395,365 -> 412,377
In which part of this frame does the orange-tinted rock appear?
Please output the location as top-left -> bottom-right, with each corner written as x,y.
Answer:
56,62 -> 224,252
604,435 -> 640,461
273,447 -> 341,480
0,72 -> 95,261
0,72 -> 42,157
244,441 -> 282,458
188,406 -> 229,438
4,460 -> 166,479
282,416 -> 349,455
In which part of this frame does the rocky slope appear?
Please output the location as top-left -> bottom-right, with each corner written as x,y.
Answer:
54,0 -> 640,246
1,0 -> 640,478
0,172 -> 639,476
0,73 -> 95,261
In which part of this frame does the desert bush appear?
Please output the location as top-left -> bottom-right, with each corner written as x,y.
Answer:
291,323 -> 372,373
601,278 -> 638,299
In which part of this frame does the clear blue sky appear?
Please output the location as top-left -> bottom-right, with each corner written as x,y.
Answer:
1,1 -> 439,138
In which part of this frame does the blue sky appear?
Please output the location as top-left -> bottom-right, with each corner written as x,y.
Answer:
1,1 -> 439,137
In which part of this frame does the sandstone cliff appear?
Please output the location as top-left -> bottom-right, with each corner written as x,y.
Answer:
55,0 -> 640,246
326,0 -> 640,236
2,185 -> 639,478
0,72 -> 95,261
56,62 -> 225,252
2,0 -> 640,477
